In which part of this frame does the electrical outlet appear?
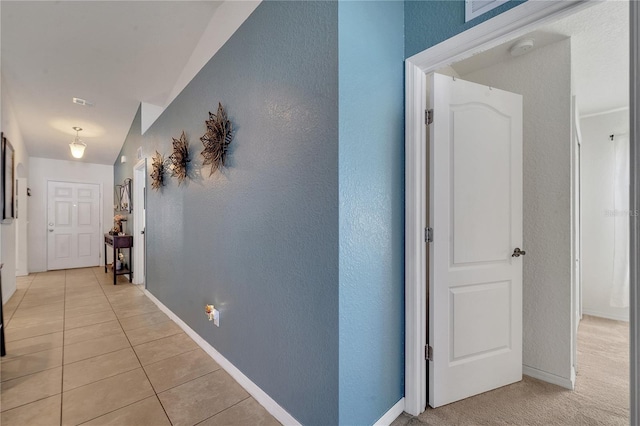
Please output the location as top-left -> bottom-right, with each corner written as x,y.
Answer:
213,309 -> 220,327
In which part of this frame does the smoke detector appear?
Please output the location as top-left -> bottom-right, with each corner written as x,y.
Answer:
509,39 -> 535,57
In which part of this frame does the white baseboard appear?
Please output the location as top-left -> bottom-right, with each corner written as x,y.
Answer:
582,308 -> 629,322
143,289 -> 301,426
374,398 -> 405,426
523,365 -> 574,390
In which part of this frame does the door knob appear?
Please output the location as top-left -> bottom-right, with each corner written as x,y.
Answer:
512,248 -> 526,257
49,229 -> 54,232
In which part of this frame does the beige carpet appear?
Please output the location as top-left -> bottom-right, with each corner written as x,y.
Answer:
393,315 -> 629,426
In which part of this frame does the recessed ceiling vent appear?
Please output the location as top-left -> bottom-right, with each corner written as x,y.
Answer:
72,97 -> 94,107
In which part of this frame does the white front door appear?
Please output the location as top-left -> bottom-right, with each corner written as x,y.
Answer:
429,73 -> 523,407
47,181 -> 101,270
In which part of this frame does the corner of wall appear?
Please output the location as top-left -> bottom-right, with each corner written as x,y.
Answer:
338,1 -> 405,424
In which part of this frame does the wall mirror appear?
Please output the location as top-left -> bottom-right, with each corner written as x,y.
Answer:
1,133 -> 15,222
114,178 -> 132,213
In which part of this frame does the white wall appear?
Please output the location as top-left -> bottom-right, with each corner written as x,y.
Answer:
1,80 -> 29,303
28,157 -> 114,272
462,39 -> 574,383
581,110 -> 629,321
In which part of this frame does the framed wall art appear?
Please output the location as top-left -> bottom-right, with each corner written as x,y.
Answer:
1,133 -> 15,222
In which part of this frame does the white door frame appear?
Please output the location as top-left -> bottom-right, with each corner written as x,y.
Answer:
133,159 -> 146,285
15,177 -> 28,276
629,2 -> 640,424
404,0 -> 602,415
571,95 -> 583,378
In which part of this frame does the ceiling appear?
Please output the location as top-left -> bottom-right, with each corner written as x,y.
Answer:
1,1 -> 223,165
450,1 -> 629,116
2,2 -> 628,166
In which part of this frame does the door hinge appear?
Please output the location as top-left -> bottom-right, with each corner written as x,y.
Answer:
425,227 -> 433,243
425,109 -> 434,125
426,345 -> 433,361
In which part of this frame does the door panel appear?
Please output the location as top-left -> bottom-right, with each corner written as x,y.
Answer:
451,280 -> 511,361
77,202 -> 92,225
54,234 -> 71,258
55,202 -> 72,226
47,181 -> 101,270
452,105 -> 511,265
78,234 -> 93,257
429,73 -> 523,407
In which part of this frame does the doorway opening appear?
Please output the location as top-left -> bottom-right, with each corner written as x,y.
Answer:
404,0 -> 633,421
133,159 -> 146,286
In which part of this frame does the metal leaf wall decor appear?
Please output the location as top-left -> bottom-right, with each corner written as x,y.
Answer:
169,131 -> 190,185
200,103 -> 234,176
150,151 -> 166,191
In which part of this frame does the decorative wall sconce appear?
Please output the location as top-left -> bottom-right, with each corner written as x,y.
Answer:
169,131 -> 190,185
200,103 -> 234,176
150,151 -> 167,191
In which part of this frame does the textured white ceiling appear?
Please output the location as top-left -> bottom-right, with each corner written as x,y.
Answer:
1,1 -> 222,164
452,1 -> 628,116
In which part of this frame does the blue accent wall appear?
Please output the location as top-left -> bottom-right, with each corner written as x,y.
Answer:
112,0 -> 532,424
404,0 -> 526,58
114,2 -> 338,425
338,2 -> 405,424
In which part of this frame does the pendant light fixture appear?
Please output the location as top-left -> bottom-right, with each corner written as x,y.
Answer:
69,126 -> 86,159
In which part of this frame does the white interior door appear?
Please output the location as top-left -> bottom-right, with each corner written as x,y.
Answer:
133,160 -> 146,285
47,181 -> 101,270
429,73 -> 523,407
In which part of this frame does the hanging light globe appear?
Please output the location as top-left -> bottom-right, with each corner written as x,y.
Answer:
69,126 -> 86,159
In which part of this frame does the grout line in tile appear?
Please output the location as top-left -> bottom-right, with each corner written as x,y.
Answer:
0,392 -> 63,415
60,268 -> 66,426
152,368 -> 222,395
142,347 -> 201,369
92,269 -> 175,425
4,323 -> 65,340
154,391 -> 175,426
0,363 -> 63,383
193,396 -> 252,426
75,395 -> 165,426
61,342 -> 134,367
0,342 -> 64,362
63,363 -> 142,393
63,315 -> 119,332
3,279 -> 30,325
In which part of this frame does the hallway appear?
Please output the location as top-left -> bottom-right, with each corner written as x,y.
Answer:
0,268 -> 280,426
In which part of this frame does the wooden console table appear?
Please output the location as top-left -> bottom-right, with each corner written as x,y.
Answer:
104,234 -> 133,285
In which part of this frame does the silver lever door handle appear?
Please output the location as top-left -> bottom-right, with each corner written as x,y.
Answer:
512,248 -> 526,257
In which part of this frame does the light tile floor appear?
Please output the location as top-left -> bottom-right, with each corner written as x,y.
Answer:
1,268 -> 280,426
